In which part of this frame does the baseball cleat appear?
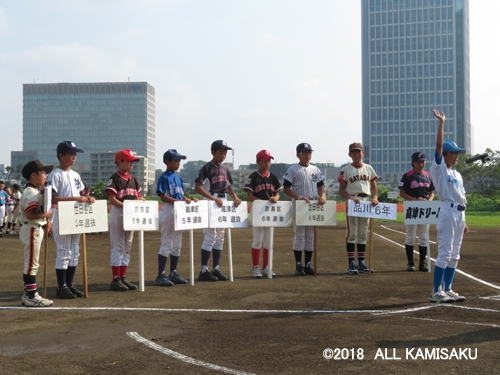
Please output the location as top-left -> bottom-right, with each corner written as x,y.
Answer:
110,277 -> 129,291
212,269 -> 228,281
252,266 -> 263,278
156,273 -> 174,286
418,263 -> 429,272
22,292 -> 53,307
348,260 -> 359,275
295,264 -> 306,276
121,277 -> 138,290
444,289 -> 465,302
407,261 -> 415,272
303,263 -> 317,275
357,260 -> 371,273
68,285 -> 84,297
56,285 -> 77,299
430,290 -> 454,303
169,271 -> 188,284
261,266 -> 276,277
198,270 -> 218,282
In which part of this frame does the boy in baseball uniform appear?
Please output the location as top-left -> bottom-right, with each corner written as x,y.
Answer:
106,149 -> 144,291
0,181 -> 8,237
19,160 -> 54,307
194,140 -> 241,282
429,110 -> 468,303
7,184 -> 22,235
49,141 -> 94,299
338,142 -> 378,274
244,150 -> 282,278
283,143 -> 326,276
399,152 -> 435,272
155,149 -> 197,287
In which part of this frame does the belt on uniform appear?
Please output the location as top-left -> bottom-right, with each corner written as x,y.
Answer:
24,222 -> 43,228
351,193 -> 369,198
450,203 -> 466,212
211,192 -> 227,198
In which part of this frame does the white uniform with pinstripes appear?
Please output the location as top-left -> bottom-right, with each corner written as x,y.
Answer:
283,164 -> 325,251
48,168 -> 84,269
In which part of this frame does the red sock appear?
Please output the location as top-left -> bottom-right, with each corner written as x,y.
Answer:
263,248 -> 269,269
112,266 -> 120,279
251,248 -> 260,267
120,266 -> 128,278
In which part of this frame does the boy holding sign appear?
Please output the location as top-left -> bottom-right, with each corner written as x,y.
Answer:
338,142 -> 378,275
244,150 -> 282,278
283,143 -> 326,276
155,149 -> 197,287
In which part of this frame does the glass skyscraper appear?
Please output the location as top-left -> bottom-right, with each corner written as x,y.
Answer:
361,0 -> 471,183
22,82 -> 155,189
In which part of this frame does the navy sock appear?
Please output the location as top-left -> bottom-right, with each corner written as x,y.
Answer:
346,242 -> 355,265
212,249 -> 222,270
294,250 -> 302,265
56,268 -> 67,289
66,266 -> 77,286
158,254 -> 168,276
170,255 -> 179,275
304,251 -> 312,265
201,249 -> 211,271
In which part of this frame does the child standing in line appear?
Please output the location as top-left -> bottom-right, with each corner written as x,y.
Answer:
106,149 -> 144,291
338,142 -> 378,275
155,149 -> 198,287
49,141 -> 94,299
244,150 -> 282,278
194,140 -> 241,282
19,160 -> 54,307
0,181 -> 8,237
429,110 -> 468,303
7,184 -> 22,235
283,143 -> 326,276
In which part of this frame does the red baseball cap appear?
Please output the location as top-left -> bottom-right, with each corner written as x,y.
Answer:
115,149 -> 140,163
256,150 -> 274,162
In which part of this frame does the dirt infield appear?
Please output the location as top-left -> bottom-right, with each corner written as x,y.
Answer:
0,223 -> 499,374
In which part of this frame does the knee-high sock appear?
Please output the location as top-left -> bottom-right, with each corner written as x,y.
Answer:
443,267 -> 456,291
433,265 -> 446,293
405,244 -> 414,263
158,254 -> 168,276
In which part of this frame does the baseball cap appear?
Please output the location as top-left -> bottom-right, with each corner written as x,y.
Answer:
57,141 -> 83,154
22,160 -> 54,180
12,184 -> 20,190
443,141 -> 466,154
411,152 -> 426,162
211,140 -> 232,151
114,149 -> 141,163
349,142 -> 364,152
256,150 -> 274,162
163,149 -> 187,161
296,143 -> 313,153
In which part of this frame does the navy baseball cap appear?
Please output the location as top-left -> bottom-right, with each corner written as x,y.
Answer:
22,160 -> 54,180
164,149 -> 187,161
411,152 -> 426,162
443,141 -> 466,154
296,143 -> 313,153
57,141 -> 83,154
211,140 -> 232,151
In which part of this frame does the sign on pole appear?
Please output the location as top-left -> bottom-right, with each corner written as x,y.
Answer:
250,201 -> 292,227
57,200 -> 109,235
294,200 -> 337,226
347,200 -> 397,221
209,201 -> 248,228
403,201 -> 442,224
43,186 -> 52,213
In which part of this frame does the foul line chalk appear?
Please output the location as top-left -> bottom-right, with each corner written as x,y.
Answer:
402,316 -> 500,328
127,332 -> 257,375
378,225 -> 500,291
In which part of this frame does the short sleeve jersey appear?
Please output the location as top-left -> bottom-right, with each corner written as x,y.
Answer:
48,168 -> 84,198
0,190 -> 8,205
338,163 -> 378,196
106,172 -> 142,202
195,162 -> 233,194
399,170 -> 435,199
283,164 -> 325,200
244,171 -> 282,200
157,170 -> 185,201
430,152 -> 466,205
19,186 -> 47,226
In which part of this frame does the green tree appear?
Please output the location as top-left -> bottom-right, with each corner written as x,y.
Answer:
91,181 -> 108,200
456,149 -> 500,197
377,184 -> 390,202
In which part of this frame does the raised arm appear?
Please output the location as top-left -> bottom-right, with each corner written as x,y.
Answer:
433,109 -> 446,158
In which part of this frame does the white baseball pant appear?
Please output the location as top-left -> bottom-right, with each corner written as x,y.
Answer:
251,226 -> 272,249
0,205 -> 5,227
110,206 -> 134,266
52,208 -> 81,269
435,205 -> 465,269
405,224 -> 429,246
158,203 -> 182,258
21,224 -> 44,275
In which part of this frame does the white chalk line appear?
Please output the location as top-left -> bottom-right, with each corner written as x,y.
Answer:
126,332 -> 258,375
479,295 -> 500,300
401,316 -> 500,328
378,225 -> 500,291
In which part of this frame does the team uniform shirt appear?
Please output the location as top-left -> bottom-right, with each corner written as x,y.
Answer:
244,171 -> 282,200
48,168 -> 84,198
195,162 -> 233,195
399,170 -> 435,199
19,186 -> 47,227
430,152 -> 467,205
157,170 -> 185,202
6,195 -> 15,206
338,163 -> 378,196
0,190 -> 8,205
106,172 -> 142,201
282,164 -> 325,199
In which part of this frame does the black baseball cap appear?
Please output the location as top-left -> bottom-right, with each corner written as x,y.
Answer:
22,160 -> 54,180
296,143 -> 313,153
163,149 -> 187,161
57,141 -> 83,154
211,140 -> 232,151
411,152 -> 426,162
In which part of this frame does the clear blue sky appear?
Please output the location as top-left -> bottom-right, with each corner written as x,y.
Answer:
0,1 -> 498,170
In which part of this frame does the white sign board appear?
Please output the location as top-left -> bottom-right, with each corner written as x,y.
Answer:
123,200 -> 159,231
209,201 -> 249,228
57,200 -> 109,235
295,200 -> 337,226
251,201 -> 292,227
174,200 -> 210,230
387,191 -> 399,199
403,201 -> 442,224
43,186 -> 52,213
347,200 -> 397,221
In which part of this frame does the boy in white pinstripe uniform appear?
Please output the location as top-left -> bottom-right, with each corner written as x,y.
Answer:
283,143 -> 326,276
49,141 -> 95,299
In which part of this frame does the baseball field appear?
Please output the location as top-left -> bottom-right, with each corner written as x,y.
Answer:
0,221 -> 498,374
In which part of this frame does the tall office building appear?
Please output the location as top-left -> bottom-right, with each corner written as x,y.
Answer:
361,0 -> 471,184
22,82 -> 155,190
